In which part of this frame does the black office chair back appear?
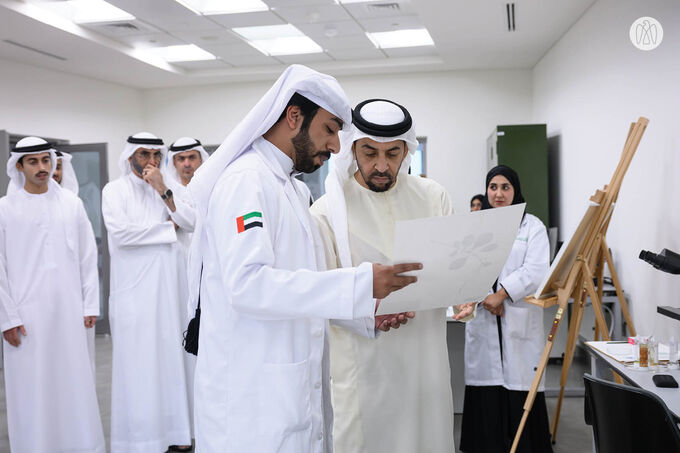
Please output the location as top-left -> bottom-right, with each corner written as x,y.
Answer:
584,374 -> 680,453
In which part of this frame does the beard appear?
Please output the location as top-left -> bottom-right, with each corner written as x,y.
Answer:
359,168 -> 396,193
291,127 -> 330,174
130,155 -> 146,176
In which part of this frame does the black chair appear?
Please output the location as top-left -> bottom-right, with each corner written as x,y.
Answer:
584,373 -> 680,453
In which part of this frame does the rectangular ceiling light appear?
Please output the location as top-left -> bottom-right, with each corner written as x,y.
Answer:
233,24 -> 322,56
366,28 -> 434,49
40,0 -> 135,24
174,0 -> 269,15
146,44 -> 216,62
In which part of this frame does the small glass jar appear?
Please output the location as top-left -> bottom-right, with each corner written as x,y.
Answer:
669,336 -> 679,370
648,336 -> 658,371
639,337 -> 649,368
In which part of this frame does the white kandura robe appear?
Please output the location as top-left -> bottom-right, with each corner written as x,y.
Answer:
164,177 -> 198,431
102,172 -> 193,453
0,184 -> 105,453
310,174 -> 456,453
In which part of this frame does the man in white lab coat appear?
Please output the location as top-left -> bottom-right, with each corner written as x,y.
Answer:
187,65 -> 420,453
311,99 -> 475,453
0,137 -> 105,452
102,132 -> 193,453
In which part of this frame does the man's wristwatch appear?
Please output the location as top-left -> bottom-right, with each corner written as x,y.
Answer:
160,188 -> 173,200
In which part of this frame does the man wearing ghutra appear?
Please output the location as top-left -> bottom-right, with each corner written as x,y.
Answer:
165,137 -> 209,257
311,99 -> 476,453
52,150 -> 80,194
102,132 -> 193,453
187,65 -> 421,453
0,137 -> 105,452
165,137 -> 209,431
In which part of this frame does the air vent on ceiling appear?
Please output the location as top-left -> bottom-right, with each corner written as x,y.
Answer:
506,3 -> 516,31
2,39 -> 67,61
105,22 -> 141,32
365,3 -> 401,13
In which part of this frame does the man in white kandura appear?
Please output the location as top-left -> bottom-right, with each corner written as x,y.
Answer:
187,65 -> 420,453
51,149 -> 97,371
311,99 -> 476,453
102,132 -> 193,453
165,136 -> 209,430
165,137 -> 209,257
0,137 -> 104,453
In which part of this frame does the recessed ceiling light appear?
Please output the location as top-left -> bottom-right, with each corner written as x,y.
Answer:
40,0 -> 135,24
146,44 -> 216,62
173,0 -> 269,15
233,24 -> 322,56
366,29 -> 434,49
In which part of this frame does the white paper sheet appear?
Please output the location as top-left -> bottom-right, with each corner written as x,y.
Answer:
377,203 -> 525,314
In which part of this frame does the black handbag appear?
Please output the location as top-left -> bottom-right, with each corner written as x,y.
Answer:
183,300 -> 200,356
183,266 -> 202,356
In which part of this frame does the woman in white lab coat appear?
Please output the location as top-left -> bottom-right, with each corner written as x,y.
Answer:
460,165 -> 552,453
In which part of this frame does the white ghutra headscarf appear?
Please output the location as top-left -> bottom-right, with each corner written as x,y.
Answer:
324,99 -> 418,268
186,64 -> 353,308
6,136 -> 59,194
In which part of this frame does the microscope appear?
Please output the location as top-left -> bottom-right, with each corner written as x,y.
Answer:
639,248 -> 680,274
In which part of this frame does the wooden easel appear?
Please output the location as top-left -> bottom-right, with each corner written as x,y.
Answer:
509,117 -> 648,453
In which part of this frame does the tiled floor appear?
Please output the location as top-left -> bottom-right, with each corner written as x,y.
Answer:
0,335 -> 594,453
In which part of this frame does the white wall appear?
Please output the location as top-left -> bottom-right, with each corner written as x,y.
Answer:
0,58 -> 143,180
533,0 -> 680,337
142,69 -> 533,213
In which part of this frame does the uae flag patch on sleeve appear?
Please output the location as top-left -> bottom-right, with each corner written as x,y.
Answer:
236,211 -> 263,233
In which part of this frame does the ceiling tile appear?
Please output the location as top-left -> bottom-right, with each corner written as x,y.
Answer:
275,52 -> 333,64
208,11 -> 285,28
171,59 -> 232,70
224,53 -> 281,66
170,29 -> 243,47
314,34 -> 374,50
358,15 -> 424,33
202,41 -> 264,58
114,33 -> 187,49
382,45 -> 437,58
272,4 -> 352,24
326,47 -> 385,60
265,0 -> 336,8
342,1 -> 417,20
296,20 -> 364,38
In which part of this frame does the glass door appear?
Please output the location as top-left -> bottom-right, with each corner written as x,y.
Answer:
57,143 -> 110,334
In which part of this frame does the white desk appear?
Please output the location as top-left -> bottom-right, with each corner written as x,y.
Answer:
586,341 -> 680,418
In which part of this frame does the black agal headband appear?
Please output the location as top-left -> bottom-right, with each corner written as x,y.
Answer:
170,139 -> 202,152
127,136 -> 164,146
352,99 -> 412,137
11,142 -> 53,153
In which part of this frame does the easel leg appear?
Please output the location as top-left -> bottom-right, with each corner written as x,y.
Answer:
550,287 -> 587,443
510,293 -> 570,453
601,239 -> 636,336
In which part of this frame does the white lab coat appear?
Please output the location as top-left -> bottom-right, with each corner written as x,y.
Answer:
193,138 -> 376,453
311,174 -> 456,453
102,172 -> 193,453
0,183 -> 105,453
464,213 -> 550,391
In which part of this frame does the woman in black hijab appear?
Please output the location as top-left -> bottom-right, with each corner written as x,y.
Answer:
470,194 -> 484,211
460,165 -> 552,453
